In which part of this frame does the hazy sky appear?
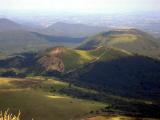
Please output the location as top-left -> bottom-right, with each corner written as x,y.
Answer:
0,0 -> 160,14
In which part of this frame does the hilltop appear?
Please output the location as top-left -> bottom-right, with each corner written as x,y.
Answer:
79,29 -> 160,58
0,29 -> 84,55
0,18 -> 85,55
42,22 -> 107,37
0,18 -> 24,31
0,46 -> 132,77
38,46 -> 131,73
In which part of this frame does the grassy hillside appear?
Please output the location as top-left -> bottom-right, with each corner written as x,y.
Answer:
84,115 -> 159,120
63,55 -> 160,119
0,76 -> 159,120
0,18 -> 87,55
42,22 -> 107,37
0,49 -> 159,119
79,29 -> 160,58
0,30 -> 84,55
0,18 -> 24,32
0,46 -> 132,80
38,46 -> 131,72
0,77 -> 105,120
0,52 -> 7,59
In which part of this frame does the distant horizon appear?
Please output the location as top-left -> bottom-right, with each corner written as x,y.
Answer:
0,0 -> 160,15
0,0 -> 160,36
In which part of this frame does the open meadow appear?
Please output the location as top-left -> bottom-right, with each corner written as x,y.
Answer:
0,77 -> 105,120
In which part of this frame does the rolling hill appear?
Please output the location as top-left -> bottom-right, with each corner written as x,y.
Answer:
0,30 -> 53,54
42,22 -> 107,37
79,29 -> 160,58
0,18 -> 24,31
38,46 -> 131,73
0,30 -> 84,55
0,46 -> 132,76
0,19 -> 85,54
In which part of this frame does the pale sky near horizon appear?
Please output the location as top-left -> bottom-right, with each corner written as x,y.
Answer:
0,0 -> 160,14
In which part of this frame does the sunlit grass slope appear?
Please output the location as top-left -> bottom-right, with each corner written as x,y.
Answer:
39,46 -> 131,72
0,77 -> 105,120
78,29 -> 160,58
85,115 -> 159,120
64,47 -> 131,71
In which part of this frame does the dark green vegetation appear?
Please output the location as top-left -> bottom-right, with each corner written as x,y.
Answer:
65,56 -> 160,112
0,23 -> 160,120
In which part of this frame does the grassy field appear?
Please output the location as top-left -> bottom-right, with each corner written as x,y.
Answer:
107,34 -> 138,45
0,77 -> 158,120
84,115 -> 159,120
0,77 -> 105,120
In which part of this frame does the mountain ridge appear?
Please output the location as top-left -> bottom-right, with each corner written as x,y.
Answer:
79,29 -> 160,58
42,22 -> 107,37
0,18 -> 25,32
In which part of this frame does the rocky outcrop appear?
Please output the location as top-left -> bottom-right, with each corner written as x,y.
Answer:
38,47 -> 65,72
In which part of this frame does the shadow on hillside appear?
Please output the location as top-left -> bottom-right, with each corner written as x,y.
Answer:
63,56 -> 160,118
67,56 -> 160,99
0,53 -> 160,118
